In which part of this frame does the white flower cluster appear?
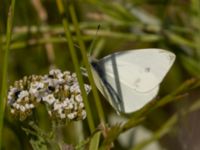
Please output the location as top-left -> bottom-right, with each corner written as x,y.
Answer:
7,69 -> 91,121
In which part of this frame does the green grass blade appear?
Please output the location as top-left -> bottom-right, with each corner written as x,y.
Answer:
69,4 -> 105,123
89,131 -> 101,150
55,0 -> 95,132
0,0 -> 16,148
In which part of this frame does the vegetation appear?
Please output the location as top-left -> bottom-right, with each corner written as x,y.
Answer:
1,0 -> 200,149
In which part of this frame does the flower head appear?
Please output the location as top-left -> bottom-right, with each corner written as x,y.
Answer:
7,69 -> 91,122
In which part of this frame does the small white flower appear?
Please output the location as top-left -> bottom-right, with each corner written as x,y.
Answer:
43,94 -> 56,105
81,110 -> 86,119
62,100 -> 67,107
57,73 -> 63,80
75,94 -> 82,102
15,104 -> 20,109
53,102 -> 61,110
29,82 -> 44,95
79,102 -> 84,108
70,83 -> 80,93
29,104 -> 34,109
68,102 -> 73,109
18,91 -> 29,100
49,69 -> 61,76
67,113 -> 75,120
29,88 -> 38,95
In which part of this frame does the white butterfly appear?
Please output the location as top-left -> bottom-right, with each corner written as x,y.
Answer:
90,48 -> 176,114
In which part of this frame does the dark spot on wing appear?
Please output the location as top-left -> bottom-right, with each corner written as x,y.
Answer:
145,67 -> 150,72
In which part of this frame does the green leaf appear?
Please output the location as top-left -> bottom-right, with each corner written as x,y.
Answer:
89,131 -> 101,150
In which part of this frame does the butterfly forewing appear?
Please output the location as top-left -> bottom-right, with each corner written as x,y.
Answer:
99,49 -> 175,93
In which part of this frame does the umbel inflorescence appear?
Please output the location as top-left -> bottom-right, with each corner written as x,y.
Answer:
7,69 -> 91,121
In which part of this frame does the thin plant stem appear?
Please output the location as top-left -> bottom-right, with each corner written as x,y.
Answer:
5,36 -> 92,50
55,0 -> 95,132
0,0 -> 16,148
69,4 -> 105,123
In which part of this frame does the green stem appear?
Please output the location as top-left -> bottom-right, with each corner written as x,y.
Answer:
55,0 -> 95,132
0,0 -> 15,148
69,4 -> 105,123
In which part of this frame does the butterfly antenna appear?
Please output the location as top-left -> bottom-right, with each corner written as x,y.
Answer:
88,24 -> 100,56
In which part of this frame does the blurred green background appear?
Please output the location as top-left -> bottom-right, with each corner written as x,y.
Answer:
1,0 -> 200,150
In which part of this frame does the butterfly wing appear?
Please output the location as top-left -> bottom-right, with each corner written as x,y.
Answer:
90,49 -> 175,113
99,49 -> 175,93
